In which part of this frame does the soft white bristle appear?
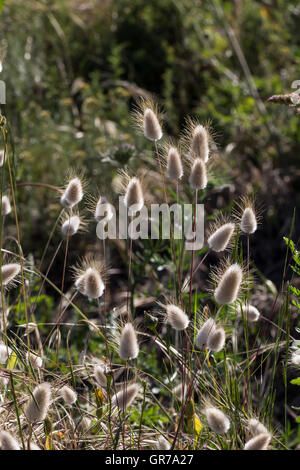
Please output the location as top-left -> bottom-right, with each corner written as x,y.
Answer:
244,432 -> 271,450
157,436 -> 170,450
119,323 -> 139,361
124,177 -> 144,215
214,263 -> 243,305
166,304 -> 189,331
166,147 -> 183,180
27,352 -> 43,369
241,207 -> 257,234
61,177 -> 83,208
195,318 -> 216,349
190,125 -> 209,162
189,158 -> 207,190
59,385 -> 77,405
248,418 -> 268,436
0,343 -> 11,363
111,383 -> 140,410
2,195 -> 11,216
208,223 -> 235,252
239,304 -> 260,322
25,382 -> 51,423
61,215 -> 80,237
143,108 -> 162,141
94,365 -> 107,388
0,431 -> 20,450
207,327 -> 226,352
205,407 -> 230,434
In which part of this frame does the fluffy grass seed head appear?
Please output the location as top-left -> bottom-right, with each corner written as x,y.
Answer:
119,322 -> 139,361
59,385 -> 77,405
60,172 -> 85,209
74,258 -> 105,299
165,304 -> 189,331
244,433 -> 271,450
204,407 -> 230,434
26,352 -> 43,369
94,365 -> 107,388
195,318 -> 216,349
182,119 -> 211,162
234,196 -> 261,235
207,327 -> 226,352
213,261 -> 244,305
0,342 -> 11,363
164,144 -> 183,181
2,195 -> 11,216
207,218 -> 235,252
124,176 -> 144,215
173,382 -> 188,402
189,158 -> 207,190
94,195 -> 114,223
1,263 -> 21,287
0,149 -> 5,167
0,431 -> 20,450
248,418 -> 269,436
25,382 -> 51,423
61,214 -> 82,237
111,383 -> 140,411
238,304 -> 260,322
133,97 -> 163,141
290,348 -> 300,367
157,436 -> 170,450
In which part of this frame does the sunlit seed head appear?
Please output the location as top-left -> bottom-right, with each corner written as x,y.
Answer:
190,124 -> 209,162
143,108 -> 162,141
94,365 -> 107,388
78,416 -> 91,432
291,350 -> 300,366
241,207 -> 257,234
207,327 -> 225,352
166,304 -> 189,331
1,263 -> 21,286
27,352 -> 43,369
111,383 -> 140,411
166,147 -> 183,180
189,158 -> 207,190
0,149 -> 5,167
239,304 -> 260,322
0,342 -> 11,363
157,436 -> 170,450
61,177 -> 83,208
208,223 -> 235,252
59,385 -> 77,405
195,318 -> 216,349
0,431 -> 20,450
25,382 -> 51,423
75,261 -> 105,299
61,215 -> 81,237
94,198 -> 114,223
248,418 -> 269,436
2,195 -> 11,216
205,407 -> 230,434
244,433 -> 271,450
84,268 -> 105,299
119,323 -> 139,361
214,263 -> 243,305
124,177 -> 144,215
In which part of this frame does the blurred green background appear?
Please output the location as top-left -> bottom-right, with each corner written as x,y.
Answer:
0,0 -> 299,284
